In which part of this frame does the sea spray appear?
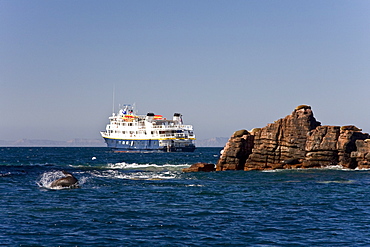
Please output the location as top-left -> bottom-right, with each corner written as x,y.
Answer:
89,169 -> 179,180
107,162 -> 189,171
37,170 -> 65,188
37,170 -> 86,189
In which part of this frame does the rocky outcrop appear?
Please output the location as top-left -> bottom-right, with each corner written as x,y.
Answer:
182,163 -> 215,172
337,127 -> 369,168
244,105 -> 321,170
352,139 -> 370,169
303,126 -> 341,168
216,130 -> 254,171
215,105 -> 370,171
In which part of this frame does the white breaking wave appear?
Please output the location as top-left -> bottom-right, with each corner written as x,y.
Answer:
316,180 -> 355,184
37,170 -> 86,189
89,169 -> 179,180
47,162 -> 190,183
107,162 -> 189,170
261,165 -> 357,172
37,170 -> 64,189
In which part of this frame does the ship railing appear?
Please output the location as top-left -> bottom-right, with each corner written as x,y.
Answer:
152,125 -> 193,130
174,134 -> 187,138
157,134 -> 193,139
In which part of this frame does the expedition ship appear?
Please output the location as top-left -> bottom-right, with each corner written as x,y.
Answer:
100,104 -> 196,152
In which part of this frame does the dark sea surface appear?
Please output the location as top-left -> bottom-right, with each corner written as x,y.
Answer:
2,147 -> 370,246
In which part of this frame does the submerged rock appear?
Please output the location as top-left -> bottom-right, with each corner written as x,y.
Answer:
182,163 -> 215,172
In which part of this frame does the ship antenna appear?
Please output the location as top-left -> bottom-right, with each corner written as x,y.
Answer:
112,84 -> 115,114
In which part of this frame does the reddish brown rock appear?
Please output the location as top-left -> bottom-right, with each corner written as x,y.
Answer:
351,139 -> 370,169
337,127 -> 369,168
302,125 -> 369,168
182,163 -> 215,172
244,105 -> 320,171
303,126 -> 341,167
216,130 -> 254,171
215,105 -> 370,171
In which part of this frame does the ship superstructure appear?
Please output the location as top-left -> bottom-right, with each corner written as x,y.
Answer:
100,105 -> 196,152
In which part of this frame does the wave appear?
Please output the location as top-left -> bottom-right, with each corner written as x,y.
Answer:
261,165 -> 370,172
316,180 -> 355,184
43,162 -> 190,184
0,172 -> 12,177
36,170 -> 87,190
107,162 -> 189,170
89,169 -> 179,180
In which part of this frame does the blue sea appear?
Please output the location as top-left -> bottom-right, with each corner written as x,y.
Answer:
2,147 -> 370,246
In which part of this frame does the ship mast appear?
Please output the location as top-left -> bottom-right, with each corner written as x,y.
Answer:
112,84 -> 115,114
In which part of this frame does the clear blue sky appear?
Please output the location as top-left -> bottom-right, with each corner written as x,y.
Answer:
1,0 -> 370,141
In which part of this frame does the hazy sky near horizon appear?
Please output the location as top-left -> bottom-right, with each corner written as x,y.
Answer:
1,0 -> 370,141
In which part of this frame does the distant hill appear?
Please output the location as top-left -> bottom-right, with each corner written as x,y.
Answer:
196,137 -> 228,147
0,139 -> 106,147
0,137 -> 228,148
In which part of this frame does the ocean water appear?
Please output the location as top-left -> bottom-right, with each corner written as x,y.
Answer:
2,147 -> 370,246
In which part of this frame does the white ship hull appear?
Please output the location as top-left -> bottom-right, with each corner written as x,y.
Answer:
100,105 -> 196,152
102,137 -> 195,152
